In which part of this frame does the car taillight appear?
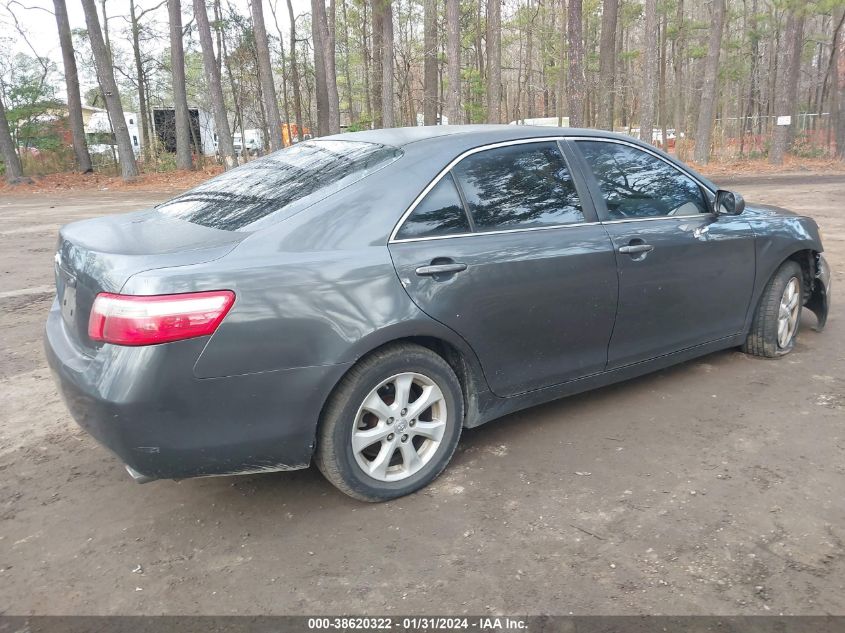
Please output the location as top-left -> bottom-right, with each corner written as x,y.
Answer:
88,290 -> 235,346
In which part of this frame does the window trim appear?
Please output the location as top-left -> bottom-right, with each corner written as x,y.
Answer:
394,171 -> 473,241
567,136 -> 716,222
389,136 -> 595,244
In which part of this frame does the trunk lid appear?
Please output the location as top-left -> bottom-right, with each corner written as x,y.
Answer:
54,209 -> 245,353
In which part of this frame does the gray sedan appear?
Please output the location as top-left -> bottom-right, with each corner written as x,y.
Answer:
45,126 -> 831,501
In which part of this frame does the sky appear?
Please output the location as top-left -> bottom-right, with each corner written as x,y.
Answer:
1,0 -> 311,94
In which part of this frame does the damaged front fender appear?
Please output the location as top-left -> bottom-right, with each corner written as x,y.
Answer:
806,253 -> 831,331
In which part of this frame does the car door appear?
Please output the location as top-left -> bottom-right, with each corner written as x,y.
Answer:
388,139 -> 619,397
570,138 -> 756,369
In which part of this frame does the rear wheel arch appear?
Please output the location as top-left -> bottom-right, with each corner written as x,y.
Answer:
313,340 -> 466,501
316,335 -> 485,440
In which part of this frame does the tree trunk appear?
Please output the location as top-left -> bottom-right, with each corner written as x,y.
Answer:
659,7 -> 668,151
672,0 -> 685,158
268,0 -> 292,143
0,96 -> 28,184
251,0 -> 284,150
361,0 -> 373,124
741,0 -> 760,154
770,9 -> 805,165
129,0 -> 152,161
312,0 -> 338,134
286,0 -> 305,141
445,0 -> 460,124
692,0 -> 724,164
486,0 -> 501,123
194,0 -> 236,168
168,0 -> 194,169
555,0 -> 566,127
639,0 -> 657,144
567,0 -> 585,127
53,0 -> 93,173
80,0 -> 139,179
326,0 -> 341,132
838,49 -> 845,159
423,0 -> 438,124
381,0 -> 395,127
220,4 -> 246,155
371,0 -> 383,127
341,0 -> 356,123
833,8 -> 845,159
597,0 -> 618,130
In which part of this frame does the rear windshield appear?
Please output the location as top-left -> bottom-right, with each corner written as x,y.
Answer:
155,140 -> 402,231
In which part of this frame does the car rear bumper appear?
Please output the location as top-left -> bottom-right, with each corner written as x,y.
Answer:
44,299 -> 351,481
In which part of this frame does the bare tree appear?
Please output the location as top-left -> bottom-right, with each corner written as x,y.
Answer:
422,0 -> 438,125
168,0 -> 193,169
672,0 -> 686,157
639,0 -> 657,143
597,0 -> 618,130
567,0 -> 585,127
53,0 -> 92,173
486,0 -> 501,123
445,0 -> 460,124
312,0 -> 329,135
835,8 -> 845,160
339,0 -> 356,123
286,0 -> 305,140
194,0 -> 236,168
251,0 -> 284,150
313,0 -> 340,133
692,0 -> 725,164
371,0 -> 383,127
0,96 -> 28,184
128,0 -> 157,162
770,8 -> 806,165
381,0 -> 395,127
80,0 -> 139,179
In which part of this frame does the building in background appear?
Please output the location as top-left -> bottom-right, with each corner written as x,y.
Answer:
152,107 -> 216,157
85,109 -> 141,157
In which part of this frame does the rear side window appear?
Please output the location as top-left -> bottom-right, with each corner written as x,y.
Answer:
576,140 -> 708,219
156,140 -> 402,231
452,141 -> 584,231
395,173 -> 470,240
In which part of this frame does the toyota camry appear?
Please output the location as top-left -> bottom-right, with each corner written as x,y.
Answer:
45,126 -> 831,501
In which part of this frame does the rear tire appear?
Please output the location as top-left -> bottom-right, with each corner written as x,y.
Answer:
315,343 -> 463,502
743,260 -> 803,358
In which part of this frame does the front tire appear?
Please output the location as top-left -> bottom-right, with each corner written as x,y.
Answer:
743,260 -> 804,358
315,343 -> 463,502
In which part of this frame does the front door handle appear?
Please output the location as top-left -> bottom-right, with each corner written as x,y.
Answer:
415,262 -> 468,276
618,244 -> 654,255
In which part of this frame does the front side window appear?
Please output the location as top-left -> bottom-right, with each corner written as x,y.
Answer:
576,140 -> 708,219
156,140 -> 402,231
452,141 -> 584,231
396,173 -> 470,240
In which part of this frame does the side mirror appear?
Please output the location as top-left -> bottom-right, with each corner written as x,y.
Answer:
715,189 -> 745,216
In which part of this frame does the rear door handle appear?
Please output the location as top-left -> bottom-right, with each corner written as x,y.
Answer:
618,244 -> 654,254
415,263 -> 468,276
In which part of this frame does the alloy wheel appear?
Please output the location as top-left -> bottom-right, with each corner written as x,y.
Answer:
351,372 -> 448,482
778,277 -> 801,349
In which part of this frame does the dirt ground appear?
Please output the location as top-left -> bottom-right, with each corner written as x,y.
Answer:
0,173 -> 843,616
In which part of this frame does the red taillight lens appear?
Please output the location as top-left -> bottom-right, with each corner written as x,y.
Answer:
88,290 -> 235,346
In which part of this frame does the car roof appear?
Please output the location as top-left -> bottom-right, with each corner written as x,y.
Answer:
323,124 -> 632,148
